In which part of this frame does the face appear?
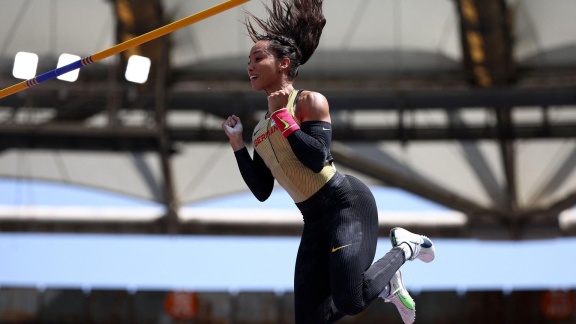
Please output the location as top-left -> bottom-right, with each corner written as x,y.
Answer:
247,40 -> 283,92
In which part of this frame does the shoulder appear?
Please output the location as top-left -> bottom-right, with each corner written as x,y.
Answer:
298,90 -> 328,109
295,90 -> 330,122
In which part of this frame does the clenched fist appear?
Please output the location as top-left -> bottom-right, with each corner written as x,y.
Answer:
267,89 -> 292,113
222,115 -> 245,151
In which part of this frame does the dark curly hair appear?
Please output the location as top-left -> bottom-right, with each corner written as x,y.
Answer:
245,0 -> 326,79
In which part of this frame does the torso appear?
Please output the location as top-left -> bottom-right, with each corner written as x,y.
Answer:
252,90 -> 336,203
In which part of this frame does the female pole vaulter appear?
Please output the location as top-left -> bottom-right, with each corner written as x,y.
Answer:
222,1 -> 435,322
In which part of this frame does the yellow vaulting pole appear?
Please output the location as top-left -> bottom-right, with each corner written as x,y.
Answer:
0,0 -> 250,100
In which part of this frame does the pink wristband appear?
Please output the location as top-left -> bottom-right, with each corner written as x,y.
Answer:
271,108 -> 300,137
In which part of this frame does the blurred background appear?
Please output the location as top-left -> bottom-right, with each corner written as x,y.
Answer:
1,0 -> 576,322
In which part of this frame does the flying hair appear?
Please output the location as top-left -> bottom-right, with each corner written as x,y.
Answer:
245,0 -> 326,79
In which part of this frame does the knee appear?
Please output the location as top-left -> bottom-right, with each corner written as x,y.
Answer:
333,297 -> 364,316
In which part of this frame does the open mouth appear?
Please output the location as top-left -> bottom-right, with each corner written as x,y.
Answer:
249,75 -> 258,80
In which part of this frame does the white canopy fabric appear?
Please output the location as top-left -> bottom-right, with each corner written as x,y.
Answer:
2,0 -> 574,72
0,144 -> 381,204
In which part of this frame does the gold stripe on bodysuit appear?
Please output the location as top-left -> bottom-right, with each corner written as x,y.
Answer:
252,90 -> 336,203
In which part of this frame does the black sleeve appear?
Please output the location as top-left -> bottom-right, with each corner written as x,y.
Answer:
286,121 -> 334,173
233,147 -> 274,202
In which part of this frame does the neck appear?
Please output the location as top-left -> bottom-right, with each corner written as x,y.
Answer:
265,79 -> 294,96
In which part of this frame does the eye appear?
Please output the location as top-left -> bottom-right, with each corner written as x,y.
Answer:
248,56 -> 264,65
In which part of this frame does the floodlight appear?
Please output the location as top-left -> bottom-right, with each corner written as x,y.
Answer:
13,52 -> 38,80
57,53 -> 81,82
125,55 -> 151,84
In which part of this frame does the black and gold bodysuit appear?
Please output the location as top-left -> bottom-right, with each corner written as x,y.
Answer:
233,90 -> 405,323
252,89 -> 336,202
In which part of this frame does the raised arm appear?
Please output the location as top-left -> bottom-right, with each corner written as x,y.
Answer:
222,115 -> 274,201
269,91 -> 333,173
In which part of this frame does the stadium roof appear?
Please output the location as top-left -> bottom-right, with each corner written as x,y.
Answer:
1,0 -> 576,239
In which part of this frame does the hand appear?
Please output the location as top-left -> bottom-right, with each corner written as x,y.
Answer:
222,115 -> 245,151
267,89 -> 291,113
222,115 -> 243,135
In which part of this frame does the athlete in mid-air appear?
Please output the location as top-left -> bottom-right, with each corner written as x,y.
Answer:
222,1 -> 436,322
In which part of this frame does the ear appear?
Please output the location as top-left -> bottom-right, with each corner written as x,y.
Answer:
279,57 -> 291,70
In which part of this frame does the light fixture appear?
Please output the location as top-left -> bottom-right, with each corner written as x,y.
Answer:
13,52 -> 38,80
125,55 -> 151,84
57,53 -> 81,82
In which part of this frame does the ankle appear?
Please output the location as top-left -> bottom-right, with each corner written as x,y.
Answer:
379,282 -> 392,299
399,243 -> 412,261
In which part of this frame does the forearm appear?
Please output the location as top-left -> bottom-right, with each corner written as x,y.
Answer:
234,147 -> 274,201
229,136 -> 246,152
287,128 -> 329,173
271,109 -> 332,173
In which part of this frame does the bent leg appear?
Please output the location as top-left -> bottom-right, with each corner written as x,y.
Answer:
329,176 -> 405,315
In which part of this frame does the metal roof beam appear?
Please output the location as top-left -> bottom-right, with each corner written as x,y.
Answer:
456,0 -> 515,87
2,86 -> 574,112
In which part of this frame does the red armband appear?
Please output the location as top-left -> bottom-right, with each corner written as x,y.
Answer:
270,108 -> 300,137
